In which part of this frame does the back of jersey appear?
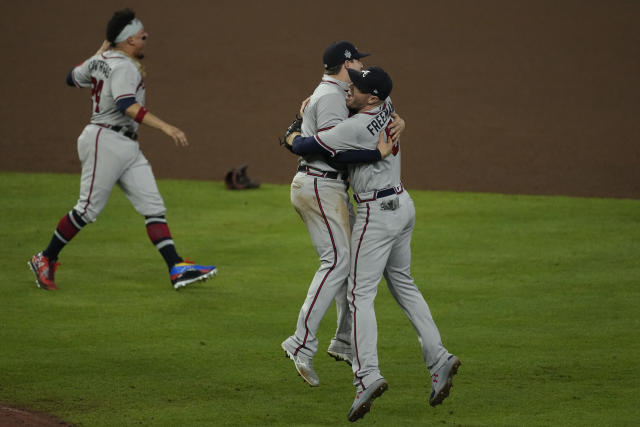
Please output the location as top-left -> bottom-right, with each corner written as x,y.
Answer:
314,99 -> 402,194
299,76 -> 350,172
70,50 -> 145,130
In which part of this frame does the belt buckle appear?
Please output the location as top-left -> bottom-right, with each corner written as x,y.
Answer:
381,197 -> 399,211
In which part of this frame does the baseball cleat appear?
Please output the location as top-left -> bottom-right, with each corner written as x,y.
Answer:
28,252 -> 60,291
347,378 -> 388,422
429,354 -> 461,407
281,340 -> 319,387
327,338 -> 353,366
170,260 -> 217,290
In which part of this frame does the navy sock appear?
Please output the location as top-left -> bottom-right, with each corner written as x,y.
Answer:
43,210 -> 86,260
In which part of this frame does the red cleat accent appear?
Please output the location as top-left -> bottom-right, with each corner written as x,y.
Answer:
28,252 -> 60,290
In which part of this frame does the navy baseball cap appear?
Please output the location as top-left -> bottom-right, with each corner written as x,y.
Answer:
323,41 -> 370,69
347,66 -> 393,100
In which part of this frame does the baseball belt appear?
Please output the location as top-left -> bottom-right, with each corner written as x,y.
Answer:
297,165 -> 346,181
353,184 -> 404,203
96,124 -> 138,140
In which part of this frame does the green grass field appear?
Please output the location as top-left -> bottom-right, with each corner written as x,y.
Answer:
1,172 -> 638,426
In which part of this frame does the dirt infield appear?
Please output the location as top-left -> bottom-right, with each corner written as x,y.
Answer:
1,0 -> 638,199
0,404 -> 72,426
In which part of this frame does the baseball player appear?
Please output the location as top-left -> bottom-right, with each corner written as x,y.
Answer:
285,67 -> 460,422
280,41 -> 405,387
28,9 -> 216,291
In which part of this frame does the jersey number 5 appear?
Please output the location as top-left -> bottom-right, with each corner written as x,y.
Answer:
384,123 -> 400,156
90,77 -> 104,113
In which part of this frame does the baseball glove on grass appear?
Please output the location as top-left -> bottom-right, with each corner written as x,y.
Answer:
225,165 -> 260,190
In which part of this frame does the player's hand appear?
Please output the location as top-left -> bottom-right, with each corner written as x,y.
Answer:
163,125 -> 188,146
388,113 -> 405,143
286,131 -> 301,146
377,130 -> 393,158
95,40 -> 110,56
299,96 -> 311,116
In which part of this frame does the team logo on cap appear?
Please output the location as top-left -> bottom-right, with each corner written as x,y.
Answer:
344,49 -> 352,59
362,70 -> 370,77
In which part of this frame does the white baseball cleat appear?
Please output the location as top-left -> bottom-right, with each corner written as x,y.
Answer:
327,338 -> 353,366
281,340 -> 319,387
429,354 -> 461,407
347,378 -> 388,422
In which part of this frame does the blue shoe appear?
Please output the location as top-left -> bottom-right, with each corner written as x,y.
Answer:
170,259 -> 217,289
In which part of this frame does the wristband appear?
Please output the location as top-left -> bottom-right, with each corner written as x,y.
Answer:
135,106 -> 148,123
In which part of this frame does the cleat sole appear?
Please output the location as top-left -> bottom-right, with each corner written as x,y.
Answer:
173,268 -> 217,290
328,351 -> 352,366
348,382 -> 388,422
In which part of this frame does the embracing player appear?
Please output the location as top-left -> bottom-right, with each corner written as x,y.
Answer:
28,9 -> 216,291
280,41 -> 405,387
286,67 -> 461,422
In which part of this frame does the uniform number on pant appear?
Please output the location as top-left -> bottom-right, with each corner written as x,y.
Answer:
90,77 -> 104,113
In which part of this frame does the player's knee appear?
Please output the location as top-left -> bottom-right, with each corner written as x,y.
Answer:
74,206 -> 99,224
138,203 -> 166,218
334,253 -> 351,277
141,210 -> 166,219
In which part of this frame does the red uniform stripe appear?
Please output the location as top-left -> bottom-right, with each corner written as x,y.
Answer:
81,128 -> 102,217
351,203 -> 371,389
314,134 -> 337,156
294,178 -> 338,355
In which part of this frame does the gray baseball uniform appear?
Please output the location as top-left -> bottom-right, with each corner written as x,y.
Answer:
283,75 -> 354,358
28,13 -> 216,293
313,100 -> 452,392
69,50 -> 165,223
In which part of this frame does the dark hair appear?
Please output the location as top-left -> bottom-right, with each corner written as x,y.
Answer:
106,8 -> 136,46
325,62 -> 344,76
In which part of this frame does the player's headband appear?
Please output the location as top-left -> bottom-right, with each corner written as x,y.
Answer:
115,19 -> 143,44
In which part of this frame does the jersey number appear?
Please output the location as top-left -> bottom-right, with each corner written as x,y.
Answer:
385,123 -> 400,156
90,77 -> 104,113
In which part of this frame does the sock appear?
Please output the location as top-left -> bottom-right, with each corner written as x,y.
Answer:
43,210 -> 87,260
145,216 -> 182,268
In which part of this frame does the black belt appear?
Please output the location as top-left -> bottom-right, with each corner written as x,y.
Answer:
353,184 -> 404,203
297,165 -> 346,180
96,124 -> 138,140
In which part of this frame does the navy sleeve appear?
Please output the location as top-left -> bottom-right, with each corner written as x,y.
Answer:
116,97 -> 137,113
66,69 -> 75,87
333,149 -> 382,164
291,135 -> 382,163
291,135 -> 328,156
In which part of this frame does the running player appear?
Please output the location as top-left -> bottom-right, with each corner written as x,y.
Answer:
285,66 -> 460,422
28,9 -> 216,291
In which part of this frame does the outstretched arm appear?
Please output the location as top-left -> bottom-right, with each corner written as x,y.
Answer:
123,103 -> 188,146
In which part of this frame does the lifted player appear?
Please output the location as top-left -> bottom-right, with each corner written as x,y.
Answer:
286,67 -> 460,422
28,9 -> 216,291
